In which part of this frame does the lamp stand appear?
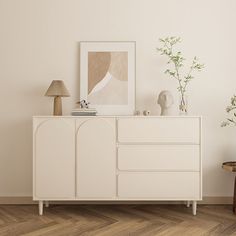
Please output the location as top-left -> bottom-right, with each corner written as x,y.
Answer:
53,96 -> 62,116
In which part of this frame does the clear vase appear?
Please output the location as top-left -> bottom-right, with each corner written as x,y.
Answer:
179,94 -> 188,115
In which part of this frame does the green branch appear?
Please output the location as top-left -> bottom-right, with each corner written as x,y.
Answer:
157,36 -> 204,112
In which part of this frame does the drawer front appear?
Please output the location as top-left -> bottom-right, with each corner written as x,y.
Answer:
117,117 -> 200,143
118,172 -> 200,199
118,145 -> 200,171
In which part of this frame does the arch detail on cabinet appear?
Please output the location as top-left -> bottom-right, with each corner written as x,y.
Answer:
76,118 -> 116,198
34,118 -> 75,199
34,118 -> 75,136
75,118 -> 115,136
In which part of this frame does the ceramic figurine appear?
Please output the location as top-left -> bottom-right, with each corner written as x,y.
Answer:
157,90 -> 174,116
77,100 -> 90,109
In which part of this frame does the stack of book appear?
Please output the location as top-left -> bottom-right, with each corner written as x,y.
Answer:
71,108 -> 97,116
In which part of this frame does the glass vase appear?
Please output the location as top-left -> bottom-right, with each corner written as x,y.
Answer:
179,94 -> 188,115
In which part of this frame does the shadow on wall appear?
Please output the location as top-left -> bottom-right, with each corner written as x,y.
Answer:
221,146 -> 236,162
204,145 -> 236,196
75,42 -> 81,103
26,85 -> 52,115
0,118 -> 32,195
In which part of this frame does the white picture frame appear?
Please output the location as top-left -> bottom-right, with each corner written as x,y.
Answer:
80,41 -> 136,115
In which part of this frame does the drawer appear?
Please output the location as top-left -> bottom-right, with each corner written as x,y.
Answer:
118,145 -> 200,171
117,117 -> 200,143
118,172 -> 200,199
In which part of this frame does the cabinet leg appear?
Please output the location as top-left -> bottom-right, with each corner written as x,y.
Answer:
39,201 -> 43,215
192,201 -> 197,216
45,201 -> 49,208
186,201 -> 190,208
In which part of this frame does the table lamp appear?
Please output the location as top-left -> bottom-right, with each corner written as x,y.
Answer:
45,80 -> 70,116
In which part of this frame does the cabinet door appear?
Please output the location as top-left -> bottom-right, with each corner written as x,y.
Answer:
34,119 -> 75,199
76,118 -> 116,198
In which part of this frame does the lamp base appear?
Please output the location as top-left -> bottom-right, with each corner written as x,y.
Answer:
53,96 -> 62,116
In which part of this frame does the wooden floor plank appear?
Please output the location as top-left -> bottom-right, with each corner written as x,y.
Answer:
0,205 -> 235,236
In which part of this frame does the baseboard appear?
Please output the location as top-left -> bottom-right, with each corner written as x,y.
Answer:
0,197 -> 35,205
202,197 -> 233,204
0,197 -> 233,205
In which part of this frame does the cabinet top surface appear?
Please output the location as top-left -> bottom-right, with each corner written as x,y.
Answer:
33,115 -> 202,118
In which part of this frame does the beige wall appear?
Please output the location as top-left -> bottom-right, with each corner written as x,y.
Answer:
0,0 -> 236,197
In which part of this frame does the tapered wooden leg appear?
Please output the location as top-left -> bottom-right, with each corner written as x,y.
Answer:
233,176 -> 236,214
39,201 -> 43,215
192,201 -> 197,216
186,201 -> 190,208
45,201 -> 49,208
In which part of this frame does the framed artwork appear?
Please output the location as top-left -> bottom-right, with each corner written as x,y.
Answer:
80,41 -> 136,115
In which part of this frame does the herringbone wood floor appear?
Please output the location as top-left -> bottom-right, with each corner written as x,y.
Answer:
0,205 -> 236,236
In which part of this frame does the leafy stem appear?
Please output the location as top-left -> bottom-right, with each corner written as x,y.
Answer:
157,37 -> 204,112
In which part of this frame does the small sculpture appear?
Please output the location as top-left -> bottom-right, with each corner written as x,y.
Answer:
77,100 -> 90,109
143,110 -> 150,116
157,90 -> 174,116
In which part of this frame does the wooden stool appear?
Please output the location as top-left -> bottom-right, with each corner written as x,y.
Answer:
222,161 -> 236,213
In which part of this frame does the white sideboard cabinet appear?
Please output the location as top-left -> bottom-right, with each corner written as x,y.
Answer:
33,116 -> 202,215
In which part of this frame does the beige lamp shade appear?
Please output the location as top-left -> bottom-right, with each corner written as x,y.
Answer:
45,80 -> 70,97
